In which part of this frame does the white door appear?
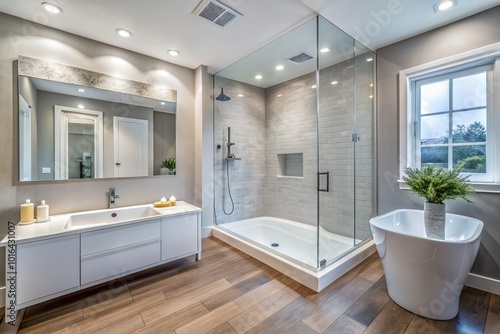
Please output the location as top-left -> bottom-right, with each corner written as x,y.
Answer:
114,117 -> 148,177
54,106 -> 103,180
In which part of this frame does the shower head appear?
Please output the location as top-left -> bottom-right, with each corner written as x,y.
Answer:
216,88 -> 231,101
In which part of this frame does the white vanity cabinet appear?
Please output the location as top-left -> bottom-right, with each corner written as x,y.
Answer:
2,202 -> 202,316
81,220 -> 161,285
16,235 -> 80,307
162,213 -> 201,261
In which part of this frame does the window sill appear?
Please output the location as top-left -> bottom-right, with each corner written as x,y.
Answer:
398,180 -> 500,194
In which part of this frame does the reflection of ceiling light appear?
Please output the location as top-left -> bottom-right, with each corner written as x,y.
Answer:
434,0 -> 456,12
42,2 -> 63,14
366,57 -> 373,62
369,95 -> 374,99
255,74 -> 262,80
275,65 -> 284,71
116,28 -> 132,38
277,94 -> 282,97
160,102 -> 166,105
331,81 -> 338,85
168,49 -> 180,56
77,88 -> 86,92
238,94 -> 244,97
78,104 -> 85,109
370,83 -> 374,87
320,48 -> 330,53
311,85 -> 317,89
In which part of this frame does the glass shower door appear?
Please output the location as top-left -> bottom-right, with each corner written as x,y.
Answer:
317,16 -> 357,267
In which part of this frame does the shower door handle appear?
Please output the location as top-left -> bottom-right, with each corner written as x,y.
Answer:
318,171 -> 329,192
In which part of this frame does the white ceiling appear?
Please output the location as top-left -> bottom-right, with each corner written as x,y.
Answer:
0,0 -> 499,74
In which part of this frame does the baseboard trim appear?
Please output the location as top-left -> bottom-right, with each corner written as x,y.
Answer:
201,226 -> 213,238
466,273 -> 500,295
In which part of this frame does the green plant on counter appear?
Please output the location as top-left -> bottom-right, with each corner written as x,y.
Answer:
160,157 -> 176,171
402,165 -> 475,204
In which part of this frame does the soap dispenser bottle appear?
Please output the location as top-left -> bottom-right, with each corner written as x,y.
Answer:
37,200 -> 50,222
20,199 -> 35,223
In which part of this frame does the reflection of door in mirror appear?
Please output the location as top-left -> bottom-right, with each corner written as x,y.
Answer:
114,117 -> 148,177
54,106 -> 103,179
19,95 -> 32,181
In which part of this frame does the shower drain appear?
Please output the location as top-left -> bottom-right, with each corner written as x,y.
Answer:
271,243 -> 279,247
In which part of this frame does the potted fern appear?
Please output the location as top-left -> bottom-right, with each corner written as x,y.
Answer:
160,157 -> 176,175
402,165 -> 474,239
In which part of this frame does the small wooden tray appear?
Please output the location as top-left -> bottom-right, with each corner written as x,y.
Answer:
153,201 -> 176,207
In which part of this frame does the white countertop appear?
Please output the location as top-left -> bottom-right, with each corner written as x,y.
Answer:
0,201 -> 201,246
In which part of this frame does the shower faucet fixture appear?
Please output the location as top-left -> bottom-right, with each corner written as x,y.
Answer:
226,127 -> 241,160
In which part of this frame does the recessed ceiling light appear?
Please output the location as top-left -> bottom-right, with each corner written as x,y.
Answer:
369,83 -> 374,87
77,88 -> 86,92
275,65 -> 284,71
277,94 -> 282,97
255,74 -> 263,80
311,85 -> 317,89
238,94 -> 244,97
366,57 -> 373,62
369,95 -> 374,99
116,28 -> 132,38
168,49 -> 180,56
41,2 -> 63,14
435,0 -> 456,12
77,104 -> 85,109
331,81 -> 338,85
320,48 -> 330,53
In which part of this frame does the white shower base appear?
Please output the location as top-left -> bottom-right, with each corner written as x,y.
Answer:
212,216 -> 375,292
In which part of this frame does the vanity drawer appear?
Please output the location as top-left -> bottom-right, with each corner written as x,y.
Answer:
81,239 -> 161,285
81,219 -> 160,256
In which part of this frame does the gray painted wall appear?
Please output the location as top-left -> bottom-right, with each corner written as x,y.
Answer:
377,6 -> 500,280
0,13 -> 195,288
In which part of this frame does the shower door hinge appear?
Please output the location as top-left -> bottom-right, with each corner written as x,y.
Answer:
352,133 -> 359,142
320,259 -> 327,268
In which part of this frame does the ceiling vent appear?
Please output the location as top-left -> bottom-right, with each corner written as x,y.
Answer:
287,52 -> 314,64
193,0 -> 243,29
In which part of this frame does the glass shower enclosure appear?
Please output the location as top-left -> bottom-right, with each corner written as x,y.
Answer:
213,16 -> 376,272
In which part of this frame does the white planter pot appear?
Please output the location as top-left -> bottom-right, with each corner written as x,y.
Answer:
160,168 -> 169,175
424,202 -> 445,240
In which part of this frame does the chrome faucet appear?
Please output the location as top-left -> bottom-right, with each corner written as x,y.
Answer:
109,187 -> 119,208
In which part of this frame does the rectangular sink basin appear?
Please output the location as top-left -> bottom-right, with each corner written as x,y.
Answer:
65,206 -> 161,230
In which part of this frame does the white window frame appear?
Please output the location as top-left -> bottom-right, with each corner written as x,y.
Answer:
399,42 -> 500,193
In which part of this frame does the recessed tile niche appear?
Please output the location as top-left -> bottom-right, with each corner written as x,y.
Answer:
278,153 -> 303,177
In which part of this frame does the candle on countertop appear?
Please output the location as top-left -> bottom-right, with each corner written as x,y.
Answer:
20,199 -> 35,223
37,200 -> 50,222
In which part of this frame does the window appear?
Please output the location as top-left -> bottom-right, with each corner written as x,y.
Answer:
399,43 -> 500,190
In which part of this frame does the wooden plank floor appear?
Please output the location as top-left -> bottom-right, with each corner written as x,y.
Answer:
4,237 -> 499,334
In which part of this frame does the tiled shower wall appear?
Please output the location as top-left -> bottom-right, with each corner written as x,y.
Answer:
264,73 -> 318,225
214,78 -> 266,225
214,58 -> 374,240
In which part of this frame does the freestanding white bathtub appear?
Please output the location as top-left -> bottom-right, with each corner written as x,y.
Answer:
213,216 -> 375,292
370,209 -> 483,320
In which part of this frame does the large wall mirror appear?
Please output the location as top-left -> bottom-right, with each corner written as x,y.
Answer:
17,56 -> 177,182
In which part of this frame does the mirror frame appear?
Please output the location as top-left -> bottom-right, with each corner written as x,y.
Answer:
17,55 -> 177,183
